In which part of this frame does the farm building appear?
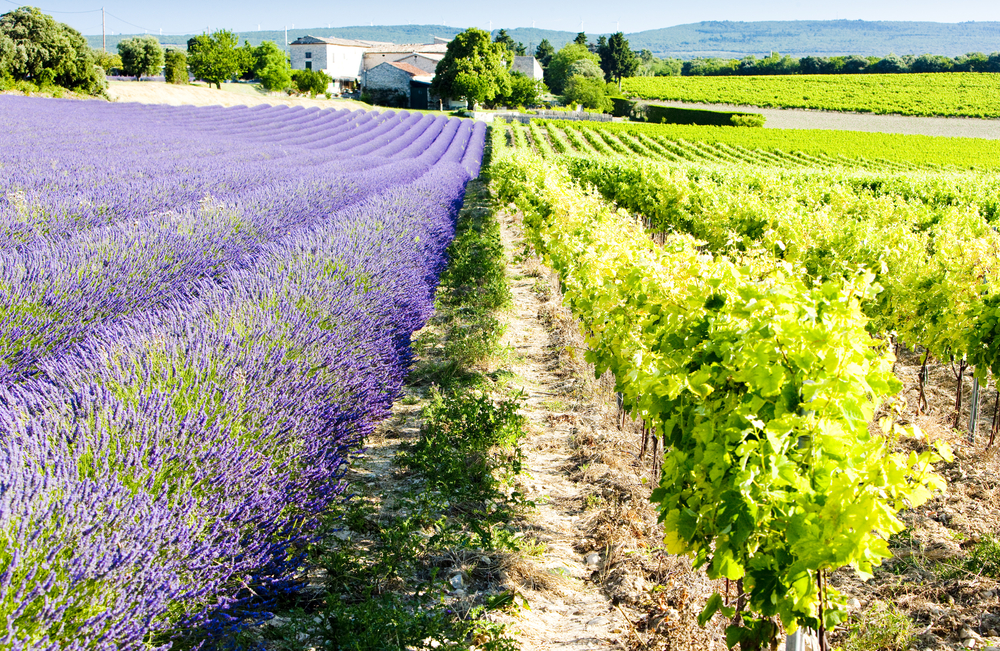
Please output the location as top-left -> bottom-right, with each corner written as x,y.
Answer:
289,35 -> 450,96
288,35 -> 372,94
363,61 -> 434,109
512,56 -> 544,81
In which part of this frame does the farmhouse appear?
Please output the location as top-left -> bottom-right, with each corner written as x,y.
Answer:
289,35 -> 539,108
289,35 -> 448,96
288,35 -> 372,94
511,55 -> 544,81
363,61 -> 434,109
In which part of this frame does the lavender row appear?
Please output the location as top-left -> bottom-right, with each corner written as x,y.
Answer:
0,157 -> 475,649
0,104 -> 475,254
0,103 -> 417,247
0,158 -> 432,382
1,113 -> 480,382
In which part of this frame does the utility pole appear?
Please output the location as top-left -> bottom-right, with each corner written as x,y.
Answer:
102,7 -> 105,52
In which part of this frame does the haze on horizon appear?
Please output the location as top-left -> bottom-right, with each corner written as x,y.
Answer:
3,0 -> 998,38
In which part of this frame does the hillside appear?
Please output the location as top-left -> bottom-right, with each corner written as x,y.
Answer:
87,20 -> 1000,58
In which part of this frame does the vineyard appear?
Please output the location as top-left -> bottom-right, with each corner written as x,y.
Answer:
0,96 -> 484,649
623,72 -> 1000,119
3,92 -> 998,650
491,118 -> 1000,648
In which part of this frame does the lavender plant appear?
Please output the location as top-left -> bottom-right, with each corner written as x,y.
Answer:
0,96 -> 486,649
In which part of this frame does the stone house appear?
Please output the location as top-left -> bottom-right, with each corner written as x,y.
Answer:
363,61 -> 434,109
289,36 -> 450,97
362,41 -> 448,74
512,56 -> 544,81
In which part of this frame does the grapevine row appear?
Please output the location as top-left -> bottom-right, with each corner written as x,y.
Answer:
489,138 -> 948,648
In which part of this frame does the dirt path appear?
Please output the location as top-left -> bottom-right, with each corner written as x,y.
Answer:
494,215 -> 626,650
647,100 -> 1000,139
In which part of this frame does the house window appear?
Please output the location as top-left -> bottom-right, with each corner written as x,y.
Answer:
305,51 -> 312,59
306,61 -> 312,70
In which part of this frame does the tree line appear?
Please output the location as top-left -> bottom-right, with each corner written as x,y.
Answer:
432,28 -> 640,111
636,50 -> 1000,77
116,30 -> 332,95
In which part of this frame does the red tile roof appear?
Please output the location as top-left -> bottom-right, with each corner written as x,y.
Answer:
387,61 -> 429,77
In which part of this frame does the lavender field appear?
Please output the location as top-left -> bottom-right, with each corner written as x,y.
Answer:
0,96 -> 485,649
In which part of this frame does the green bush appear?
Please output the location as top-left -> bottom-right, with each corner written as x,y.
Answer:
640,103 -> 766,127
163,50 -> 187,84
611,96 -> 636,117
290,68 -> 331,97
730,113 -> 766,127
0,7 -> 105,95
562,75 -> 613,112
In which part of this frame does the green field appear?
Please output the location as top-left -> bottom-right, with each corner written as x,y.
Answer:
622,72 -> 1000,118
541,119 -> 1000,170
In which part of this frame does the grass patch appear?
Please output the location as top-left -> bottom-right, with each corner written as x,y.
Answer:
838,600 -> 915,651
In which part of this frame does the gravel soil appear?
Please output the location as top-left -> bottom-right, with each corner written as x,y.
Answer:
646,100 -> 1000,140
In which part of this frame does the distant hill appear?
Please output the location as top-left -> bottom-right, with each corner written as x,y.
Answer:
628,20 -> 1000,58
87,20 -> 1000,59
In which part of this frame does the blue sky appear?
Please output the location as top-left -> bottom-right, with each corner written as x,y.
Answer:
4,0 -> 999,36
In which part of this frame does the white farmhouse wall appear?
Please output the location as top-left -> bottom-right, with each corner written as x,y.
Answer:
324,46 -> 365,79
290,43 -> 364,79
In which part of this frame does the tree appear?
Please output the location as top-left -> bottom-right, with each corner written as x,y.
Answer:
602,32 -> 639,88
567,58 -> 603,80
253,41 -> 291,91
291,68 -> 331,96
93,50 -> 121,74
117,35 -> 164,81
544,42 -> 599,94
562,75 -> 614,111
0,7 -> 104,93
431,27 -> 510,110
164,50 -> 187,84
494,71 -> 545,108
842,55 -> 868,73
873,53 -> 909,73
574,32 -> 588,46
0,33 -> 14,75
187,29 -> 244,89
535,39 -> 554,68
911,53 -> 951,73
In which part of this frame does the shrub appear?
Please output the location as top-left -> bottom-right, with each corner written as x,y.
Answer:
730,113 -> 766,127
290,68 -> 331,97
163,50 -> 187,84
562,75 -> 613,112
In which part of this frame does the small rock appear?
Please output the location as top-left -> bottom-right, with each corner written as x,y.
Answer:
585,552 -> 601,566
980,590 -> 996,599
449,574 -> 464,590
847,598 -> 861,610
480,556 -> 492,566
965,640 -> 977,649
962,627 -> 982,640
297,632 -> 309,642
587,616 -> 610,628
